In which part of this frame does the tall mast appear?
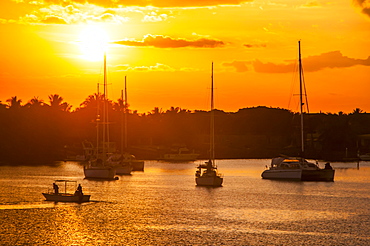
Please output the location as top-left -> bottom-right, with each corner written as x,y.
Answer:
121,88 -> 124,154
298,41 -> 304,156
96,83 -> 100,160
210,62 -> 215,163
125,76 -> 128,150
123,76 -> 128,152
102,52 -> 107,162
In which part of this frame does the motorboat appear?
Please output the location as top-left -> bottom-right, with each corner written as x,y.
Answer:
42,180 -> 90,202
359,153 -> 370,161
163,147 -> 200,162
195,62 -> 223,187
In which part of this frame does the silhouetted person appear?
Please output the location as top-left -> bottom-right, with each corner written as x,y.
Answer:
53,183 -> 59,194
325,162 -> 333,170
77,184 -> 83,195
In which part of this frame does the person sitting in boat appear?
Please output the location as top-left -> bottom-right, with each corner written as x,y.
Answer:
325,162 -> 333,170
206,160 -> 213,171
53,183 -> 59,194
74,184 -> 83,196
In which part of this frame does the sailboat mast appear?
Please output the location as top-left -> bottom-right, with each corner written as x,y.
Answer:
124,76 -> 128,150
298,41 -> 304,156
102,52 -> 107,162
121,88 -> 124,154
210,62 -> 215,163
96,83 -> 100,160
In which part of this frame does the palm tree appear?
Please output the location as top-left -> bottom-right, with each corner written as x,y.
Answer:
113,98 -> 129,113
150,107 -> 163,115
166,106 -> 181,114
6,96 -> 22,109
48,94 -> 64,108
26,97 -> 44,108
79,93 -> 102,109
352,108 -> 364,114
60,102 -> 72,112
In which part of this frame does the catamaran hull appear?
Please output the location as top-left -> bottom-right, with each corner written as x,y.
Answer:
84,166 -> 116,179
301,169 -> 335,181
196,176 -> 223,187
42,193 -> 90,202
261,169 -> 302,180
262,169 -> 335,181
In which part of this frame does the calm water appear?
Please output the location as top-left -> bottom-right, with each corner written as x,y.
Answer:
0,159 -> 369,245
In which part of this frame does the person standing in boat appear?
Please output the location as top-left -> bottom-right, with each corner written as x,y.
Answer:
53,183 -> 59,194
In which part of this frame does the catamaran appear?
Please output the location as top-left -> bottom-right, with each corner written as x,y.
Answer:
261,41 -> 335,181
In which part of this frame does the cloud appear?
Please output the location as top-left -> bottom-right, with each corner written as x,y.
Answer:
243,43 -> 266,48
301,1 -> 321,8
16,3 -> 130,24
223,61 -> 249,72
143,12 -> 168,22
115,63 -> 175,72
34,0 -> 252,8
354,0 -> 370,18
113,34 -> 226,48
41,15 -> 68,24
253,51 -> 370,73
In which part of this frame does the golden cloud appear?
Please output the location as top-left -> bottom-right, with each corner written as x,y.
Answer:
254,51 -> 370,73
113,34 -> 225,48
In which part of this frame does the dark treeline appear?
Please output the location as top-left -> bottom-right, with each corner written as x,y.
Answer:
1,94 -> 370,165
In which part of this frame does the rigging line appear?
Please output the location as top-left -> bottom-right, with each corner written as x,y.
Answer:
287,58 -> 299,110
301,69 -> 310,114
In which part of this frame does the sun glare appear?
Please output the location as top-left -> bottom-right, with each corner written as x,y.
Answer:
78,25 -> 109,61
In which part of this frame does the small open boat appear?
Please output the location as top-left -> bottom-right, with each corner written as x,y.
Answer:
42,180 -> 90,203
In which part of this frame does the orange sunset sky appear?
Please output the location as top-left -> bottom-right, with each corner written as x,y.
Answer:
0,0 -> 369,114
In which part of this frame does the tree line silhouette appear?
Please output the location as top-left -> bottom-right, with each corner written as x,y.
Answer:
1,94 -> 370,165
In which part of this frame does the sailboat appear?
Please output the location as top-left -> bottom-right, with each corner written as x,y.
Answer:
111,76 -> 144,174
195,62 -> 223,187
261,41 -> 335,181
84,53 -> 116,180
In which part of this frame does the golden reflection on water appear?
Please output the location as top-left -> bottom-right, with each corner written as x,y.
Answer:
52,206 -> 89,244
0,203 -> 56,210
1,161 -> 370,245
214,208 -> 351,222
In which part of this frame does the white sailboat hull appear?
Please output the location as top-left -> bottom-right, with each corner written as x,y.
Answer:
131,160 -> 145,171
196,176 -> 223,187
84,166 -> 116,179
115,164 -> 133,175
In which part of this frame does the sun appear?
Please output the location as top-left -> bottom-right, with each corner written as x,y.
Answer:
78,25 -> 109,61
